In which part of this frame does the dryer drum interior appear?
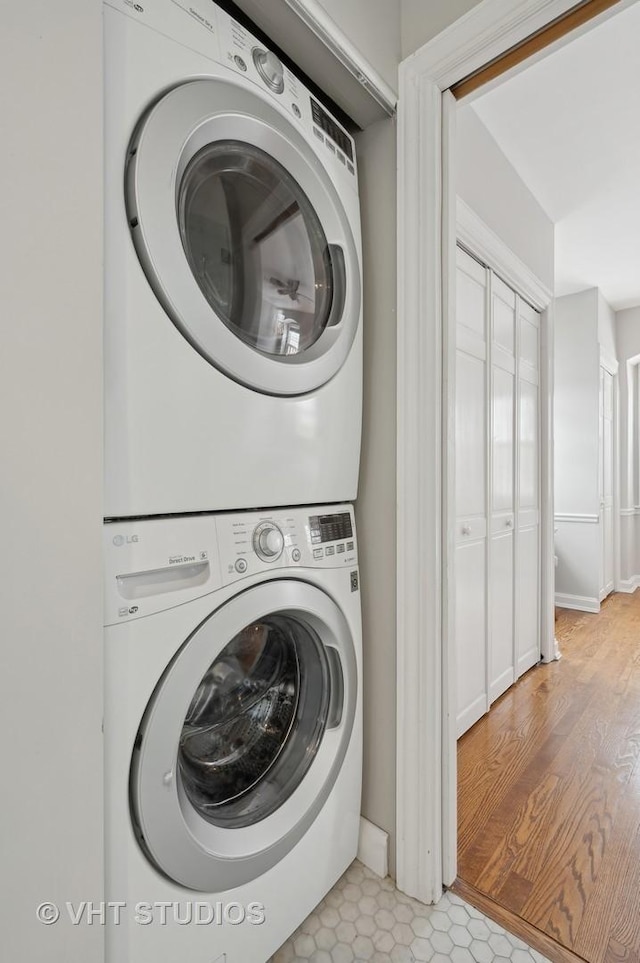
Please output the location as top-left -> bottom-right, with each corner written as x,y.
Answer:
178,141 -> 336,359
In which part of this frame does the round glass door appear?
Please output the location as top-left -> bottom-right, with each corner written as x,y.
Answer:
129,581 -> 357,891
179,613 -> 330,828
178,142 -> 334,359
126,80 -> 361,396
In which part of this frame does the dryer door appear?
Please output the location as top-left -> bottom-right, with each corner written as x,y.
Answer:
130,580 -> 357,891
127,80 -> 360,396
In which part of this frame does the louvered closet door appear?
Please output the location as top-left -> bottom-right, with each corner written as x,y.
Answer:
515,297 -> 541,678
455,247 -> 488,736
489,275 -> 516,703
455,244 -> 542,738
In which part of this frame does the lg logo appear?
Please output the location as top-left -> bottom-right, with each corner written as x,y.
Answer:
112,534 -> 139,547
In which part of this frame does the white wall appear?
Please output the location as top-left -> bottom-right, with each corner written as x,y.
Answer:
456,105 -> 555,290
401,0 -> 483,59
615,306 -> 640,585
0,2 -> 103,961
554,289 -> 619,609
555,290 -> 600,515
354,116 -> 398,875
598,290 -> 617,363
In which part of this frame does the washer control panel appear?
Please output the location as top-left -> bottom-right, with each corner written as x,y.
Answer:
103,504 -> 357,623
252,521 -> 285,562
216,504 -> 357,584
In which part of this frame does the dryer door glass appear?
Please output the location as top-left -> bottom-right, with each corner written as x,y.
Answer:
178,613 -> 330,829
178,141 -> 334,358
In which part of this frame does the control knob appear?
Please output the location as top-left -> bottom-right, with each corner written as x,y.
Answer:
253,522 -> 285,561
252,48 -> 285,94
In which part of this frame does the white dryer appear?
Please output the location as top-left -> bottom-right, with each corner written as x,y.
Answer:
104,0 -> 363,518
104,504 -> 362,963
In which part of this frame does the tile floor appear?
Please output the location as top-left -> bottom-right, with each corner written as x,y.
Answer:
269,861 -> 551,963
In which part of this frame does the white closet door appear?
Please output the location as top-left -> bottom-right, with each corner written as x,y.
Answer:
489,275 -> 515,703
600,367 -> 615,599
516,297 -> 541,678
455,247 -> 488,736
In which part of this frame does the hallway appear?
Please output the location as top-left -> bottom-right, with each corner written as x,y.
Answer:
456,591 -> 640,963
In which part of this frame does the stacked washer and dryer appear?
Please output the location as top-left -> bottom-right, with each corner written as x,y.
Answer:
102,1 -> 364,961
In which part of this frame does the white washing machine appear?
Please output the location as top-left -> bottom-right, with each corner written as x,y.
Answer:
104,504 -> 362,963
104,0 -> 363,518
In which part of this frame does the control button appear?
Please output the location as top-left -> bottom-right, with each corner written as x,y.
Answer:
292,103 -> 301,118
234,558 -> 248,574
291,548 -> 301,562
337,544 -> 345,554
233,55 -> 247,71
346,541 -> 354,551
252,522 -> 284,562
326,140 -> 336,154
337,152 -> 346,165
313,126 -> 324,142
347,161 -> 355,175
325,546 -> 335,556
313,548 -> 324,559
252,47 -> 285,94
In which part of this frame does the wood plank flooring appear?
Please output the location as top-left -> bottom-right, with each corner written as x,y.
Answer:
457,591 -> 640,963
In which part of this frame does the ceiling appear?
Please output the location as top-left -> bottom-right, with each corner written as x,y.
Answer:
470,1 -> 640,311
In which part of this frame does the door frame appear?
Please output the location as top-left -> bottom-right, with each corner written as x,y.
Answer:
396,0 -> 636,903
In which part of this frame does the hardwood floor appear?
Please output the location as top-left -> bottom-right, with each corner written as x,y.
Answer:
457,591 -> 640,963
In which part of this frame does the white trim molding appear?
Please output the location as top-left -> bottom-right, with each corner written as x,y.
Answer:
396,0 -> 634,908
357,817 -> 390,879
555,513 -> 600,524
555,593 -> 600,614
618,577 -> 640,593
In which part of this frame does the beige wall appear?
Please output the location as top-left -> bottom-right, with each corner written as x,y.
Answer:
456,105 -> 555,290
0,2 -> 104,960
354,116 -> 398,874
316,0 -> 401,91
401,0 -> 483,58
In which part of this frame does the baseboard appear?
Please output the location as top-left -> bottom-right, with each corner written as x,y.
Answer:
617,576 -> 640,594
357,817 -> 389,879
555,593 -> 600,613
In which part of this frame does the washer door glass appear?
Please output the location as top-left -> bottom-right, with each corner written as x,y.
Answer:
179,614 -> 330,828
178,142 -> 333,358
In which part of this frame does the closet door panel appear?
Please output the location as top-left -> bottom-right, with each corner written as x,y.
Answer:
455,247 -> 488,737
492,366 -> 515,513
516,298 -> 541,677
517,523 -> 540,676
456,537 -> 488,736
456,350 -> 486,518
519,378 -> 539,510
489,528 -> 515,702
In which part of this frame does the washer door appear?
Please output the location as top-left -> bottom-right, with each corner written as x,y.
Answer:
130,581 -> 357,891
126,80 -> 361,396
